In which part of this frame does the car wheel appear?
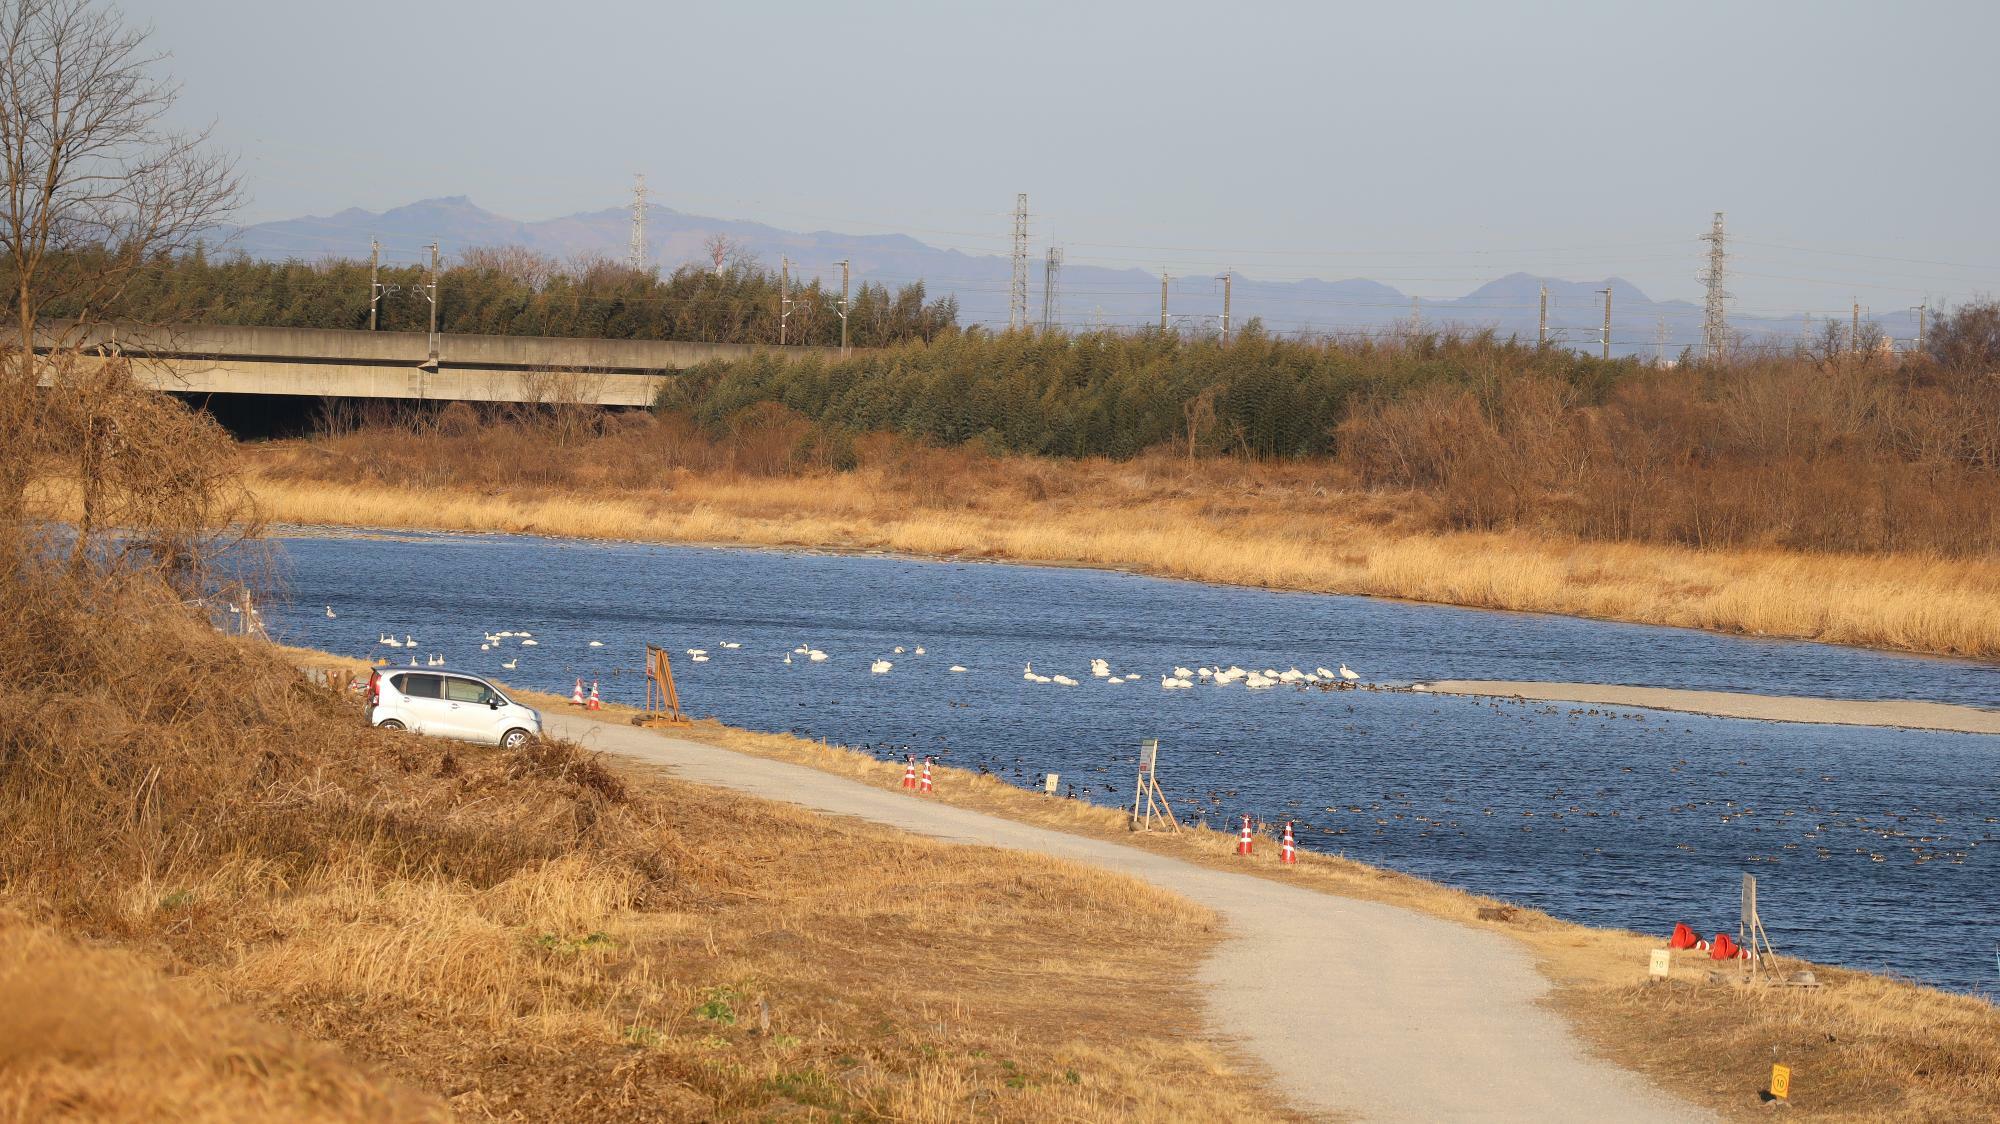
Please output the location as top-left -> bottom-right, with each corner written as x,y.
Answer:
377,719 -> 406,731
501,727 -> 531,750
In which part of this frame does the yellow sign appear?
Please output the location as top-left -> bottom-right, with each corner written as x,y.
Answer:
1770,1063 -> 1791,1100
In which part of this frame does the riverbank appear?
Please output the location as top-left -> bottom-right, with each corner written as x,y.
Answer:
1420,681 -> 2000,735
295,649 -> 2000,1122
236,443 -> 2000,661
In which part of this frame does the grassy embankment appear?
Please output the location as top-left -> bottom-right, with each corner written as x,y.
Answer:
0,569 -> 1291,1122
244,433 -> 2000,661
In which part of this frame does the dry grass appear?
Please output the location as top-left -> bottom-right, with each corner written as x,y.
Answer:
464,675 -> 2000,1124
239,441 -> 2000,660
0,565 -> 1291,1121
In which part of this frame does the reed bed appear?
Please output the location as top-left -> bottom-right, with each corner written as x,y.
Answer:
242,449 -> 2000,661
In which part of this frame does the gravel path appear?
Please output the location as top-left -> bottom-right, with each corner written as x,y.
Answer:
549,713 -> 1711,1123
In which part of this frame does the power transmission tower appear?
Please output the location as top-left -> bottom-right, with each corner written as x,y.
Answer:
1912,303 -> 1927,352
779,255 -> 790,346
629,173 -> 649,270
1042,246 -> 1063,331
1656,315 -> 1669,364
1851,299 -> 1861,357
369,238 -> 382,331
1701,211 -> 1730,362
1598,284 -> 1612,360
1160,271 -> 1169,331
1218,270 -> 1232,343
1409,295 -> 1422,334
837,258 -> 851,357
1538,284 -> 1548,346
1009,193 -> 1030,331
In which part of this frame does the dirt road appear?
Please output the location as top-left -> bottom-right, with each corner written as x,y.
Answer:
548,713 -> 1709,1123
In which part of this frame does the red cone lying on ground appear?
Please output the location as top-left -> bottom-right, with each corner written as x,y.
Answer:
1668,922 -> 1700,950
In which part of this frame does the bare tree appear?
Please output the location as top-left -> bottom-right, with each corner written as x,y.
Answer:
703,233 -> 732,276
0,0 -> 240,545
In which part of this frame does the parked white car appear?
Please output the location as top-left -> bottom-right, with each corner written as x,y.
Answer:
368,668 -> 540,748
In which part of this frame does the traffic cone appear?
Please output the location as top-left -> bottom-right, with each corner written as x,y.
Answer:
1280,821 -> 1297,865
571,678 -> 585,706
1236,814 -> 1254,856
901,756 -> 917,791
919,757 -> 934,795
587,681 -> 601,711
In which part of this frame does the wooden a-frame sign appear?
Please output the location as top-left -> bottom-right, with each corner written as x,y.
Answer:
642,644 -> 691,726
1130,738 -> 1181,833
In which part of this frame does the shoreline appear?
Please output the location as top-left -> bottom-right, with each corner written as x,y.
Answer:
1420,680 -> 2000,736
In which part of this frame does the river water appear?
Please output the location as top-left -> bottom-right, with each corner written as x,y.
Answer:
260,528 -> 1999,997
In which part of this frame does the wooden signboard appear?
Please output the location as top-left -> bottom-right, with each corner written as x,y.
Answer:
641,644 -> 690,726
1129,739 -> 1180,833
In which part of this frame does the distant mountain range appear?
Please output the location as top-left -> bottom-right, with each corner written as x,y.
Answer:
220,196 -> 1913,357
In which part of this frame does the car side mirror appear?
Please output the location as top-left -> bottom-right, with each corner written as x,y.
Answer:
489,699 -> 502,710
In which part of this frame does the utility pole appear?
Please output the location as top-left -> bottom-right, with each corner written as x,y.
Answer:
369,238 -> 381,331
1160,271 -> 1169,331
423,241 -> 440,366
1409,295 -> 1421,334
1218,270 -> 1232,343
628,173 -> 648,271
837,258 -> 851,358
1537,284 -> 1548,346
1598,284 -> 1612,360
1042,246 -> 1063,331
1851,299 -> 1861,357
1701,211 -> 1730,362
1912,303 -> 1927,352
1009,193 -> 1030,331
779,255 -> 789,346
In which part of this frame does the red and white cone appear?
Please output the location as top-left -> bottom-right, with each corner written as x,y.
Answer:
1236,814 -> 1254,856
587,681 -> 601,711
919,757 -> 934,795
571,678 -> 585,706
1281,821 -> 1297,865
901,756 -> 917,791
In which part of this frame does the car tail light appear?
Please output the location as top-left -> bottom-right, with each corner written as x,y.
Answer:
366,670 -> 380,708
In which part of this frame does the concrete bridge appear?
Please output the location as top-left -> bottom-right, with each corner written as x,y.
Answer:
38,323 -> 839,406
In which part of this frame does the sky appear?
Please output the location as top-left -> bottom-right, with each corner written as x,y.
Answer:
130,0 -> 2000,318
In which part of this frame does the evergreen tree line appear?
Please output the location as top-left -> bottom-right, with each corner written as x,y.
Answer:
28,246 -> 960,347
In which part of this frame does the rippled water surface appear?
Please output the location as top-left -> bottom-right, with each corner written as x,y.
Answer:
262,529 -> 2000,996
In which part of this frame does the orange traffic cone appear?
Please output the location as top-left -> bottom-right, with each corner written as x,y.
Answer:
1280,821 -> 1297,865
587,681 -> 601,711
901,756 -> 917,791
1236,814 -> 1254,856
919,757 -> 934,795
571,678 -> 585,706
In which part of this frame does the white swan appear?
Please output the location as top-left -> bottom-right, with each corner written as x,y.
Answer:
480,643 -> 491,651
914,646 -> 926,655
893,646 -> 905,654
1160,675 -> 1193,689
783,653 -> 793,664
1172,666 -> 1193,679
720,641 -> 741,649
807,649 -> 827,662
1339,664 -> 1360,681
1091,658 -> 1111,678
404,635 -> 416,648
520,638 -> 538,647
794,644 -> 811,655
485,632 -> 503,644
1051,674 -> 1078,687
949,665 -> 967,673
692,653 -> 710,662
871,659 -> 893,674
1279,668 -> 1305,683
588,640 -> 604,648
1245,672 -> 1276,689
1197,667 -> 1213,679
325,605 -> 336,619
501,658 -> 517,670
1023,662 -> 1037,681
1316,667 -> 1336,680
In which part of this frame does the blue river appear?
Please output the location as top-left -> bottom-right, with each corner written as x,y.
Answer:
258,528 -> 1999,997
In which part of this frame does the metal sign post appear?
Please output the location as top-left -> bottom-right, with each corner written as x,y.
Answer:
1740,873 -> 1778,974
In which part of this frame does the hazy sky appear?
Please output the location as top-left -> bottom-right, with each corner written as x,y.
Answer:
132,0 -> 2000,315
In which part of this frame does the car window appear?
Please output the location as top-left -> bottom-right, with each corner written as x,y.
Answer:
443,677 -> 496,704
395,673 -> 442,699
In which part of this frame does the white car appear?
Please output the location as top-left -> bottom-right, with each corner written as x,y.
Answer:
368,668 -> 541,749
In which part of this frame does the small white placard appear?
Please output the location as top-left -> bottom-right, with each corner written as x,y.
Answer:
1648,949 -> 1672,978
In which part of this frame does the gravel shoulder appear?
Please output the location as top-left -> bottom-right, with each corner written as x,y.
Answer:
1417,680 -> 2000,735
548,712 -> 1711,1123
